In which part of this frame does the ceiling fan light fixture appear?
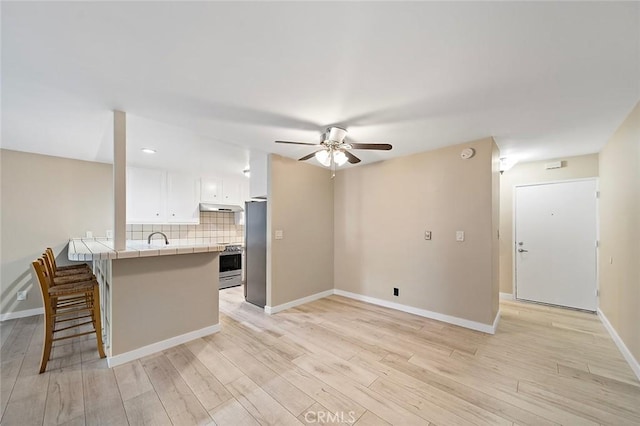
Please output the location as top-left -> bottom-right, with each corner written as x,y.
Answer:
314,149 -> 349,167
315,150 -> 331,167
276,127 -> 391,175
333,150 -> 348,166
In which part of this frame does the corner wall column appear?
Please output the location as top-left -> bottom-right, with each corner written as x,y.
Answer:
113,111 -> 126,251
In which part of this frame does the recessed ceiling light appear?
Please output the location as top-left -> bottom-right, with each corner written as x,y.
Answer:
141,148 -> 156,154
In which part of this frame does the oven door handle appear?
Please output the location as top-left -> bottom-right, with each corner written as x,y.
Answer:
220,275 -> 237,280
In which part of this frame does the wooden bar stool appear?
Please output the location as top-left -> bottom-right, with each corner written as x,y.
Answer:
42,250 -> 94,285
32,259 -> 106,373
44,247 -> 92,277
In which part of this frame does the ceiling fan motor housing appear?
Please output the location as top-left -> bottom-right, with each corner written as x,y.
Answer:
326,127 -> 347,143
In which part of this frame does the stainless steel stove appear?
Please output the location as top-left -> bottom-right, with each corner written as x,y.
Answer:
219,244 -> 243,289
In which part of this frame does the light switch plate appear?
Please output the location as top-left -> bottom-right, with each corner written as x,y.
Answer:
424,231 -> 432,240
456,231 -> 465,242
275,230 -> 284,240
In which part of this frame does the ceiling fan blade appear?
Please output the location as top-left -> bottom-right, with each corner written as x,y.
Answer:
298,150 -> 323,162
275,140 -> 320,146
344,151 -> 361,164
348,143 -> 393,151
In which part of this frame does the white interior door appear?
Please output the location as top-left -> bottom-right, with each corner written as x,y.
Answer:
515,179 -> 597,311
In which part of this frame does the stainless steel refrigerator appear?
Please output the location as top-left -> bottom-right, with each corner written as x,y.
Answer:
244,201 -> 267,307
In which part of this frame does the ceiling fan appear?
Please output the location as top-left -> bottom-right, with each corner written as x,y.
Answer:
275,127 -> 392,176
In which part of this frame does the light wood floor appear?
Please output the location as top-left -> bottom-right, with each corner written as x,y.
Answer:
1,286 -> 639,425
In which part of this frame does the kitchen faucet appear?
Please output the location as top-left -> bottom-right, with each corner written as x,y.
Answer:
147,232 -> 169,245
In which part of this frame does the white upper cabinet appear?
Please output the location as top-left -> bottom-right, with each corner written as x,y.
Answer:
222,179 -> 241,205
201,176 -> 248,206
127,167 -> 200,224
167,172 -> 200,223
127,167 -> 166,223
200,177 -> 223,203
249,151 -> 268,199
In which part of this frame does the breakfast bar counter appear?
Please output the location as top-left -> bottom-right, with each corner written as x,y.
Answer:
68,237 -> 225,260
69,238 -> 222,367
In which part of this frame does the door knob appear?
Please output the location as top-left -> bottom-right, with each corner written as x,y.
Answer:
518,248 -> 528,253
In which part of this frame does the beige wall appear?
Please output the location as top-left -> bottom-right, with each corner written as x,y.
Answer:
334,138 -> 499,326
110,253 -> 218,355
1,149 -> 113,316
268,155 -> 334,307
598,102 -> 640,363
499,154 -> 599,294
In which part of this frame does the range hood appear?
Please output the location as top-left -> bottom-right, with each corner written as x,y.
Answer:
199,203 -> 244,212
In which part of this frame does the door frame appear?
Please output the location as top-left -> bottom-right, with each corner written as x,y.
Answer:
512,177 -> 600,310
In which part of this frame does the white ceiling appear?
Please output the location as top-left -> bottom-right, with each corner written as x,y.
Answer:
2,2 -> 639,172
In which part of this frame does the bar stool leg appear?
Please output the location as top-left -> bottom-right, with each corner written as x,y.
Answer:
40,307 -> 54,374
92,286 -> 106,359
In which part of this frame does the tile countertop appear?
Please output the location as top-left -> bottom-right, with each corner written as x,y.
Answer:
68,238 -> 226,261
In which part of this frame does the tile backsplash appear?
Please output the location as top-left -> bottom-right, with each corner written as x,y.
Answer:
126,212 -> 243,244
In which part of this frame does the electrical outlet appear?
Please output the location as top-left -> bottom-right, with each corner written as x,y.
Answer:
17,290 -> 27,301
456,231 -> 465,242
424,230 -> 432,240
393,287 -> 399,296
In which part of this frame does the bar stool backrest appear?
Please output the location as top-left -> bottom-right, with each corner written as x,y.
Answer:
32,259 -> 53,311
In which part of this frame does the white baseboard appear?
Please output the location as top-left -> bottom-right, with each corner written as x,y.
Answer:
107,323 -> 221,368
334,289 -> 500,335
597,308 -> 640,381
0,307 -> 44,322
265,289 -> 334,315
499,292 -> 514,300
492,310 -> 502,332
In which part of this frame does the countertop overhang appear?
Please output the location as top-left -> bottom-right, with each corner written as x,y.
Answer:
68,238 -> 226,261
